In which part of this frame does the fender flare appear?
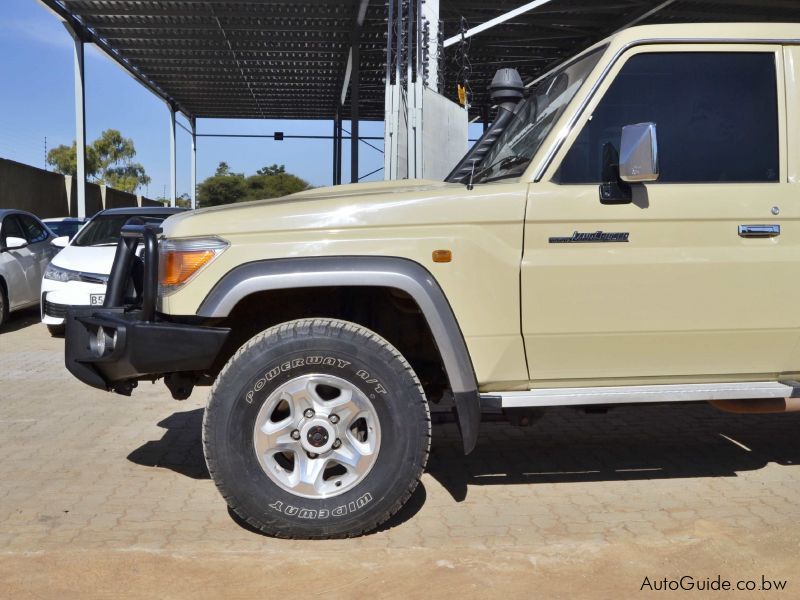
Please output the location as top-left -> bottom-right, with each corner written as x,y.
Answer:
197,256 -> 480,454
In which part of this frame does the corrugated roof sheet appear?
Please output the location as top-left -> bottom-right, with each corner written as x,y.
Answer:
43,1 -> 800,120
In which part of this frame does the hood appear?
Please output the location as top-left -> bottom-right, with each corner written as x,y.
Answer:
162,178 -> 462,239
51,244 -> 120,275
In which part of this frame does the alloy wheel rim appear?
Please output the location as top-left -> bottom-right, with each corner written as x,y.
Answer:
252,373 -> 381,499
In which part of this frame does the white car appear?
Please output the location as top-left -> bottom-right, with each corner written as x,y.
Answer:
41,207 -> 184,335
0,209 -> 58,329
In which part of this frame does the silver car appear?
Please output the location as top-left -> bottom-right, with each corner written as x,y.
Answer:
0,209 -> 57,328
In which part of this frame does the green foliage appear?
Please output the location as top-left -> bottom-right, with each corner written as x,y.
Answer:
197,170 -> 248,207
46,129 -> 151,193
46,142 -> 83,177
246,172 -> 309,200
176,193 -> 192,209
197,162 -> 310,207
256,163 -> 285,176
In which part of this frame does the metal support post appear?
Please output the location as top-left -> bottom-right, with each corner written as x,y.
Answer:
190,116 -> 197,209
169,104 -> 177,207
350,35 -> 360,183
64,22 -> 86,218
332,110 -> 340,185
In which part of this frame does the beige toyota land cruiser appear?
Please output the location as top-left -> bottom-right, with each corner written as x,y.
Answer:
65,23 -> 800,538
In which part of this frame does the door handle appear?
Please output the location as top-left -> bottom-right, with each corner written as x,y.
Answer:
738,224 -> 780,238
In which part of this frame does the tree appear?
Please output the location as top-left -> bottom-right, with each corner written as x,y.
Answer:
256,164 -> 285,176
197,162 -> 248,207
246,171 -> 309,200
197,162 -> 309,207
47,129 -> 151,193
46,142 -> 89,178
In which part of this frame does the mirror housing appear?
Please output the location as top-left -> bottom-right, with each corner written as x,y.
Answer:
52,236 -> 69,248
619,122 -> 659,183
599,142 -> 631,204
3,236 -> 28,251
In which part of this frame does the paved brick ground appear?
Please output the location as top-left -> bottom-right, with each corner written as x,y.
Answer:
1,307 -> 799,598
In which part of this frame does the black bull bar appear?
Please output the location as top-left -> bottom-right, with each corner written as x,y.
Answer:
64,218 -> 229,396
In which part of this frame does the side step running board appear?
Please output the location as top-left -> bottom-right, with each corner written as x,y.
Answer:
482,381 -> 800,409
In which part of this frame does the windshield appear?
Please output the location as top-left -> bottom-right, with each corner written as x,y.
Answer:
72,214 -> 169,247
47,220 -> 84,239
471,47 -> 604,184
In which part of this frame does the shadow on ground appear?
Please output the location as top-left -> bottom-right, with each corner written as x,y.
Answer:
428,404 -> 800,501
127,409 -> 209,479
0,307 -> 41,334
128,403 -> 800,521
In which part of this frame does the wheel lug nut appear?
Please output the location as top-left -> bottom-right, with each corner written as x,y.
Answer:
332,438 -> 342,449
303,409 -> 314,418
307,452 -> 318,459
329,414 -> 340,424
291,430 -> 300,440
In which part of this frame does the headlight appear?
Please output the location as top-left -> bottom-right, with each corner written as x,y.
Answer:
44,264 -> 81,283
158,237 -> 228,296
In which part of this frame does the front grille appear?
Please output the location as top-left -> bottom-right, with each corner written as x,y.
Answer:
44,300 -> 68,319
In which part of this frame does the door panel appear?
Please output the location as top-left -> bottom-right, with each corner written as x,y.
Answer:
522,182 -> 800,382
522,45 -> 800,384
18,214 -> 54,300
0,215 -> 36,307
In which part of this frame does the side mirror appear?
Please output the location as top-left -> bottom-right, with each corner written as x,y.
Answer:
52,236 -> 69,248
2,236 -> 28,251
619,122 -> 659,183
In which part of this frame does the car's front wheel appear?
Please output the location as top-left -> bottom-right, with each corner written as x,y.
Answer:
203,318 -> 431,539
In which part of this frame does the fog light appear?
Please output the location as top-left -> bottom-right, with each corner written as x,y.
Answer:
89,326 -> 117,357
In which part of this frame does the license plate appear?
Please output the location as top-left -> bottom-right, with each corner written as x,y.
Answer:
90,294 -> 105,306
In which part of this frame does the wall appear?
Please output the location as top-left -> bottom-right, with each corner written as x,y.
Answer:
0,157 -> 161,217
422,88 -> 468,180
66,175 -> 104,216
102,185 -> 137,209
0,158 -> 70,218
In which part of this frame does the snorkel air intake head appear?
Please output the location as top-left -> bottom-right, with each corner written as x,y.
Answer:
489,68 -> 524,111
446,67 -> 525,183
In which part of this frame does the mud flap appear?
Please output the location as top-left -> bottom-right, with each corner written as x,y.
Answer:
453,391 -> 481,454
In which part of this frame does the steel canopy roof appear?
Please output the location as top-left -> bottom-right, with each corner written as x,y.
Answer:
42,0 -> 800,121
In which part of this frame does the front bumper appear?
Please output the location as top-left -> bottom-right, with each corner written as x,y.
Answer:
41,281 -> 107,324
65,307 -> 229,394
64,220 -> 229,395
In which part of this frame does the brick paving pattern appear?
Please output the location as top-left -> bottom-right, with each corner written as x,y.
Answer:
1,307 -> 799,597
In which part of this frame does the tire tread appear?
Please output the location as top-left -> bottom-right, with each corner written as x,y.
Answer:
203,317 -> 431,539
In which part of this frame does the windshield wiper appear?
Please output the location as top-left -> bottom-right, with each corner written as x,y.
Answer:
472,154 -> 530,184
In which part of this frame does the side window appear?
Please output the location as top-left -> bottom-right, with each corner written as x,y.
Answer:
1,215 -> 27,245
18,215 -> 48,244
555,52 -> 779,184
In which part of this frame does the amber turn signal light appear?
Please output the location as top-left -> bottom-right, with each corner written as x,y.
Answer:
159,250 -> 216,287
158,237 -> 229,292
432,249 -> 452,263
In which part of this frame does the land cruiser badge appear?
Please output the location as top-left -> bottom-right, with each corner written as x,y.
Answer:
549,230 -> 629,244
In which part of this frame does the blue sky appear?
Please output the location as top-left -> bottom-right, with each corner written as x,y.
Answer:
0,0 -> 388,197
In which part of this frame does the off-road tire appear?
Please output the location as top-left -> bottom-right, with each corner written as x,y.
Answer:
203,318 -> 431,539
